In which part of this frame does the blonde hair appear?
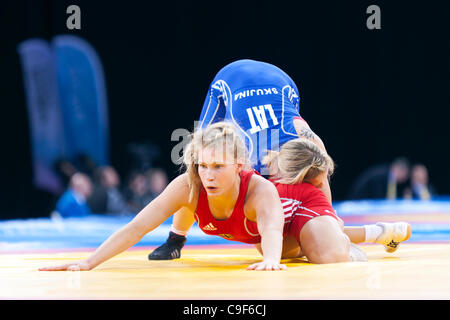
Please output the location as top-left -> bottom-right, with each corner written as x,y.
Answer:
263,138 -> 334,185
182,122 -> 250,200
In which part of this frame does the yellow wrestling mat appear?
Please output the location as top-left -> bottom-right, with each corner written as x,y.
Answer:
1,243 -> 449,300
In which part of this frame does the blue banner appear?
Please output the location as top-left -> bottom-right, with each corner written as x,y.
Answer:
52,35 -> 110,166
17,39 -> 67,195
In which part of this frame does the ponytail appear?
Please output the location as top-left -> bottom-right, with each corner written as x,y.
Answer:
263,139 -> 334,185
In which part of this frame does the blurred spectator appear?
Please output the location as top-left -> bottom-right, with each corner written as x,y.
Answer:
53,154 -> 99,191
54,173 -> 93,218
348,157 -> 410,200
76,153 -> 98,178
53,152 -> 167,215
146,168 -> 168,199
86,181 -> 108,214
97,166 -> 131,214
125,171 -> 154,212
53,158 -> 78,189
403,164 -> 434,200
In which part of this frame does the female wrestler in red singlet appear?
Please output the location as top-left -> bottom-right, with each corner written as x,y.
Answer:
40,122 -> 289,271
39,122 -> 409,272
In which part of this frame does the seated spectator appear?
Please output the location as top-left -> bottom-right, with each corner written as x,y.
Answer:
348,157 -> 410,200
76,153 -> 98,179
86,181 -> 108,214
125,171 -> 154,212
53,158 -> 78,189
403,164 -> 434,200
54,173 -> 93,218
146,168 -> 168,200
98,166 -> 132,214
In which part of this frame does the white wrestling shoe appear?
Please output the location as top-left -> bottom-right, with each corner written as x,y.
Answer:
349,243 -> 368,262
375,222 -> 412,253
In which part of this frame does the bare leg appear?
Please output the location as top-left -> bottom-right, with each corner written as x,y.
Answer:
344,226 -> 366,244
320,176 -> 333,204
280,236 -> 303,259
299,216 -> 350,264
255,236 -> 303,259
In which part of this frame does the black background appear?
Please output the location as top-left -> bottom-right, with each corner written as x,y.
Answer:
1,0 -> 449,218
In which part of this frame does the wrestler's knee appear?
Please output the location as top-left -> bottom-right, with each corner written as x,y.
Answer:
300,216 -> 350,264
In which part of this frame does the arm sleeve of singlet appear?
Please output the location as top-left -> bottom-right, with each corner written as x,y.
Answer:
284,75 -> 301,115
290,82 -> 301,114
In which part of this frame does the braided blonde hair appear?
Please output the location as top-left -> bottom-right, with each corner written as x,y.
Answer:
183,122 -> 251,200
263,138 -> 334,185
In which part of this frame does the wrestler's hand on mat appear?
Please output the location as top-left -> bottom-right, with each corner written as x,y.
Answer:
246,260 -> 287,271
39,259 -> 91,271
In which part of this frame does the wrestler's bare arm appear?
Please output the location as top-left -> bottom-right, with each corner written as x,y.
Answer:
40,174 -> 195,271
292,118 -> 327,153
292,118 -> 332,203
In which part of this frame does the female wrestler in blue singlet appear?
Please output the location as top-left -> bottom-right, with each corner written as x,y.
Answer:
199,59 -> 306,174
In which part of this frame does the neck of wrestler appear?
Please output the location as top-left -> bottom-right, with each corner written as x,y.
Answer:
206,174 -> 241,220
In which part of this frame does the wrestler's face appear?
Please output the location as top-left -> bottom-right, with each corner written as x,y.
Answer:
197,146 -> 242,197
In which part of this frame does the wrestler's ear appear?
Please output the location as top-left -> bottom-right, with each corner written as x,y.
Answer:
236,163 -> 244,173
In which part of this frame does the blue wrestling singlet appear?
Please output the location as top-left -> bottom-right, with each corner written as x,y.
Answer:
198,59 -> 302,174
